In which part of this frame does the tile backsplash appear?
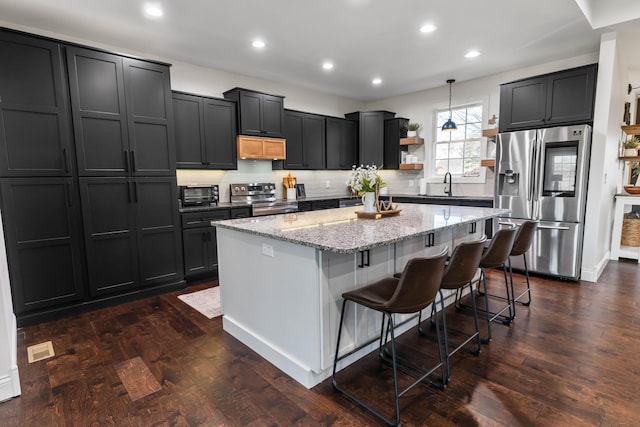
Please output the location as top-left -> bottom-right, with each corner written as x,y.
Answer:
176,160 -> 494,202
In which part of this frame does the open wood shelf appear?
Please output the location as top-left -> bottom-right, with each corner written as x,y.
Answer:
399,163 -> 423,170
622,125 -> 640,135
480,159 -> 495,168
399,137 -> 424,145
619,156 -> 640,161
482,128 -> 498,137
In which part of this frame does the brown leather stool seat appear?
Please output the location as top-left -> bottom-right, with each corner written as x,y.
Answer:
332,248 -> 448,426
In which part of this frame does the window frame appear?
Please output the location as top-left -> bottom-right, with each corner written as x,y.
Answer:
426,102 -> 487,184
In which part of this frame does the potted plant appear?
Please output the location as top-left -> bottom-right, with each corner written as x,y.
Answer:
405,122 -> 421,137
346,165 -> 386,213
623,137 -> 640,157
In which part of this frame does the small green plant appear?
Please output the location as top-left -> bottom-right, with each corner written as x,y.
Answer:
405,122 -> 421,132
623,137 -> 640,149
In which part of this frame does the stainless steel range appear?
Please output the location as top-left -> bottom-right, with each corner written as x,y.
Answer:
230,183 -> 298,216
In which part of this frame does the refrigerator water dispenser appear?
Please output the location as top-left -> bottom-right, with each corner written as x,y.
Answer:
497,168 -> 520,196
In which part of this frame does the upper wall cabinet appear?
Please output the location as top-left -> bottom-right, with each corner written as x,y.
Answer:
173,92 -> 237,170
223,88 -> 284,138
282,110 -> 325,169
345,111 -> 396,167
0,30 -> 74,177
499,64 -> 597,132
326,117 -> 357,170
67,47 -> 176,176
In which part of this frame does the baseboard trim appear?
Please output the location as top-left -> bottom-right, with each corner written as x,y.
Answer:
0,313 -> 21,402
581,251 -> 610,283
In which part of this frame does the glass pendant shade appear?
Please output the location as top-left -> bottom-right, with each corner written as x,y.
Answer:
442,79 -> 457,132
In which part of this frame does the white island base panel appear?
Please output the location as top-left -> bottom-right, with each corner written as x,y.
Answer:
217,222 -> 483,389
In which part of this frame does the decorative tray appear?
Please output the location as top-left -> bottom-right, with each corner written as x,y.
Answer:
355,209 -> 401,220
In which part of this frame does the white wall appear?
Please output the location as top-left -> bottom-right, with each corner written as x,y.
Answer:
0,216 -> 20,401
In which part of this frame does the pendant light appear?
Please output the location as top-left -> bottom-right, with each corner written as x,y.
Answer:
442,79 -> 457,132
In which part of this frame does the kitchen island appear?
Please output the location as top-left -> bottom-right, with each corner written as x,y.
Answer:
213,204 -> 507,388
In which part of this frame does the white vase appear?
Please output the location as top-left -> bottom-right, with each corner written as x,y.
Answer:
361,192 -> 377,213
624,148 -> 638,157
407,130 -> 417,137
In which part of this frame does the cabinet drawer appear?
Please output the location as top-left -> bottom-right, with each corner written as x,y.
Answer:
182,209 -> 230,229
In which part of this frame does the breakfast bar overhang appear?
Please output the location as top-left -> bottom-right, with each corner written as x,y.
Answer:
213,204 -> 508,388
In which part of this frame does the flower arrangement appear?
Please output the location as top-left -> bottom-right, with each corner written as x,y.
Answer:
623,137 -> 640,149
347,164 -> 386,196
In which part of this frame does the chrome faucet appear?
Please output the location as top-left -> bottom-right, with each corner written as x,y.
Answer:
443,171 -> 452,197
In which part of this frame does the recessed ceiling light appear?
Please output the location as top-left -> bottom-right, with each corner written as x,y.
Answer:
322,62 -> 334,70
372,78 -> 382,85
420,24 -> 437,33
143,2 -> 163,18
252,39 -> 266,49
465,50 -> 480,58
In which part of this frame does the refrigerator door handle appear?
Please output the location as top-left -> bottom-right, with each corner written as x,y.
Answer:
529,140 -> 536,203
537,224 -> 570,231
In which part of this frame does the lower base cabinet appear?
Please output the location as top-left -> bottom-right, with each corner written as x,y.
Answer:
182,209 -> 230,278
0,178 -> 85,313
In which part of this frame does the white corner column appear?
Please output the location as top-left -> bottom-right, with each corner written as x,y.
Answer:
0,215 -> 20,401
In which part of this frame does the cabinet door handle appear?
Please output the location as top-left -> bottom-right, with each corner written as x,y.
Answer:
124,151 -> 129,173
358,250 -> 371,268
133,181 -> 138,202
425,232 -> 435,247
127,181 -> 132,203
130,150 -> 136,173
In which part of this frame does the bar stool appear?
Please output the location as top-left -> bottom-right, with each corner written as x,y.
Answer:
332,248 -> 448,427
456,227 -> 517,343
478,221 -> 538,311
509,220 -> 539,306
419,237 -> 487,383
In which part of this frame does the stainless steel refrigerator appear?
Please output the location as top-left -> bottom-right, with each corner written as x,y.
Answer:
494,124 -> 591,280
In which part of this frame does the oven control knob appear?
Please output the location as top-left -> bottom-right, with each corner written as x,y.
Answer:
233,186 -> 239,192
241,186 -> 246,191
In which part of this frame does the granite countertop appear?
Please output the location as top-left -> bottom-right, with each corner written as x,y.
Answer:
212,204 -> 508,254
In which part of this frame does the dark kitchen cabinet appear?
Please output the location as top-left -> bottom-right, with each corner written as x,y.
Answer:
67,46 -> 176,176
80,177 -> 183,296
311,199 -> 339,210
326,117 -> 357,170
345,111 -> 396,167
223,88 -> 284,137
384,117 -> 409,170
0,30 -> 74,177
0,178 -> 84,313
282,110 -> 325,169
173,92 -> 237,169
181,209 -> 230,278
499,64 -> 597,132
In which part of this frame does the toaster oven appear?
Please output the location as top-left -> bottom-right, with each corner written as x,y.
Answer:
180,185 -> 219,206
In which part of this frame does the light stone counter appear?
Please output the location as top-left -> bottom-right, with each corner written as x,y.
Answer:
213,203 -> 508,388
212,204 -> 508,253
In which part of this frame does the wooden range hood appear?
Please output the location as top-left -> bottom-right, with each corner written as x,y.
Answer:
237,135 -> 286,160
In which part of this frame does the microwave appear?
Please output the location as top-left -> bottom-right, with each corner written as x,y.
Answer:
180,185 -> 219,206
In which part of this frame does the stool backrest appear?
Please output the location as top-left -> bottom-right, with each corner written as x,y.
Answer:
441,236 -> 487,290
387,248 -> 448,314
510,220 -> 538,256
480,227 -> 517,269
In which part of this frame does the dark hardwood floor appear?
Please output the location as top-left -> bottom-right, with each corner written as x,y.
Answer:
1,260 -> 640,426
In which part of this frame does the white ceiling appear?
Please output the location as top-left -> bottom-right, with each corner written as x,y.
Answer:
0,0 -> 637,101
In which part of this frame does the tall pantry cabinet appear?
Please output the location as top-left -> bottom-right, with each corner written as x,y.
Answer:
0,31 -> 85,314
0,29 -> 184,325
67,46 -> 183,296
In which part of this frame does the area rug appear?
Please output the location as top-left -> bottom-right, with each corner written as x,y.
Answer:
177,286 -> 222,319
